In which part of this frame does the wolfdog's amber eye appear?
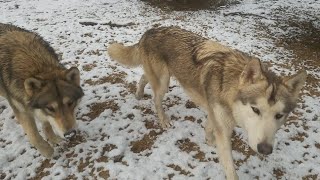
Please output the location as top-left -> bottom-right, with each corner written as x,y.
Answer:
46,106 -> 55,113
251,106 -> 260,115
275,114 -> 283,120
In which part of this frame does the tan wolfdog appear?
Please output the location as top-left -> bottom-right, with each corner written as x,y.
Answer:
107,26 -> 307,179
0,23 -> 84,158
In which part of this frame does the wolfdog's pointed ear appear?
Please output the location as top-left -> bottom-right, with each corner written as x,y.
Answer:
66,67 -> 80,86
24,78 -> 43,96
239,59 -> 264,85
284,70 -> 307,96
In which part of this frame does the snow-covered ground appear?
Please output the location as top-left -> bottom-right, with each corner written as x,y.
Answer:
0,0 -> 319,179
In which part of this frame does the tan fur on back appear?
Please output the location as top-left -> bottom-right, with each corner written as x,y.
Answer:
107,26 -> 256,107
107,26 -> 307,179
0,23 -> 84,158
2,31 -> 59,77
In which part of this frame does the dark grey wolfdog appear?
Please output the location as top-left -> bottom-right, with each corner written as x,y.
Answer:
0,23 -> 84,158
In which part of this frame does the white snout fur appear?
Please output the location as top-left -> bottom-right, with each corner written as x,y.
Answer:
34,110 -> 66,138
232,98 -> 285,152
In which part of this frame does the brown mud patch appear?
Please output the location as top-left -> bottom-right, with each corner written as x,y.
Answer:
273,168 -> 286,180
290,132 -> 309,142
29,159 -> 54,180
277,21 -> 320,102
274,20 -> 320,93
255,17 -> 320,96
176,138 -> 209,162
231,133 -> 257,167
0,173 -> 6,180
140,0 -> 236,11
85,72 -> 127,85
83,100 -> 119,120
82,63 -> 97,71
31,143 -> 116,179
275,20 -> 319,68
130,130 -> 164,153
302,174 -> 318,180
65,134 -> 87,149
167,164 -> 193,177
98,170 -> 110,179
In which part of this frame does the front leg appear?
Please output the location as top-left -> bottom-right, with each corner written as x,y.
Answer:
16,112 -> 54,158
43,122 -> 63,145
214,127 -> 238,180
208,106 -> 238,180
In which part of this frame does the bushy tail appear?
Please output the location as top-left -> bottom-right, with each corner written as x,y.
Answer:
107,43 -> 141,67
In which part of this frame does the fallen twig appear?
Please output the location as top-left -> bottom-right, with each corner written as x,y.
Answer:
223,12 -> 269,19
79,21 -> 136,27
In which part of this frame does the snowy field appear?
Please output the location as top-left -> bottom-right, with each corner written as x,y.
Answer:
0,0 -> 319,179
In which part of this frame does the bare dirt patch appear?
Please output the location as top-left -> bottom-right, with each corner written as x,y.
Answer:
290,132 -> 309,142
84,71 -> 137,98
275,20 -> 319,68
274,20 -> 320,95
102,144 -> 117,155
184,116 -> 196,122
78,157 -> 93,172
167,164 -> 193,177
29,159 -> 54,180
82,63 -> 97,71
86,49 -> 103,56
0,105 -> 6,115
0,173 -> 6,180
65,175 -> 77,180
120,81 -> 137,96
231,133 -> 257,167
176,138 -> 208,162
85,72 -> 127,85
185,100 -> 197,109
302,174 -> 318,180
65,134 -> 87,149
141,0 -> 236,11
130,130 -> 164,153
273,168 -> 286,180
98,170 -> 110,179
133,105 -> 155,116
144,120 -> 162,130
83,100 -> 119,120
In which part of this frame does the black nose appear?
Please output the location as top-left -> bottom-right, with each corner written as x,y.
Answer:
257,143 -> 273,155
64,129 -> 76,139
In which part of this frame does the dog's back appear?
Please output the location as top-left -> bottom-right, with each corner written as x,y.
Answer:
140,27 -> 250,89
108,26 -> 307,179
0,23 -> 83,157
0,23 -> 61,101
0,23 -> 27,35
108,26 -> 253,98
